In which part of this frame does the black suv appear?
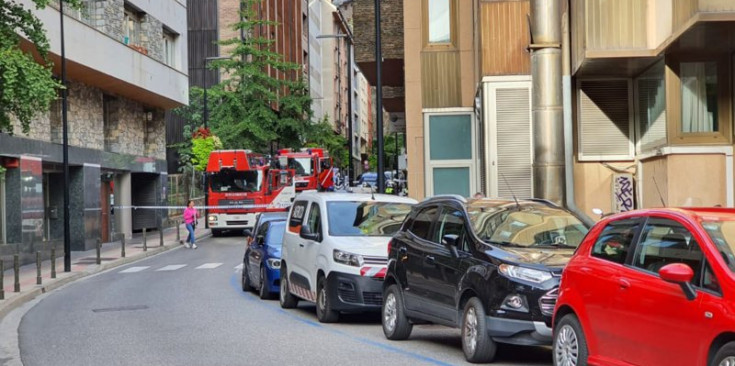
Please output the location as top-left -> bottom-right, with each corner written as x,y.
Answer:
381,195 -> 589,363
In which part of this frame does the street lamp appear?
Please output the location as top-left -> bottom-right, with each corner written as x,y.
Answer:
316,33 -> 354,187
60,0 -> 71,272
202,56 -> 228,228
375,0 -> 385,193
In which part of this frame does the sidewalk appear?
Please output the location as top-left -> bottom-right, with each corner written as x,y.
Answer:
0,218 -> 210,321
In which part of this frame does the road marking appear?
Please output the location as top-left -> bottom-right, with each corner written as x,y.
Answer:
156,265 -> 187,271
119,266 -> 149,273
196,263 -> 223,269
234,264 -> 243,271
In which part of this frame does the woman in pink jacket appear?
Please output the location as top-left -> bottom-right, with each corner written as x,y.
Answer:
183,200 -> 200,249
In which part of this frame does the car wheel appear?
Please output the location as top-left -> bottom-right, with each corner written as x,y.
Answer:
241,262 -> 251,292
259,266 -> 272,300
461,297 -> 497,363
713,341 -> 735,366
382,284 -> 412,340
553,314 -> 589,366
316,276 -> 339,323
279,265 -> 298,309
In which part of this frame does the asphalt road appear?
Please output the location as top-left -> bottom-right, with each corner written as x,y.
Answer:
13,234 -> 553,366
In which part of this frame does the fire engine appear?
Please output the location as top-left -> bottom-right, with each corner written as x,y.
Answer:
275,148 -> 334,192
205,150 -> 295,237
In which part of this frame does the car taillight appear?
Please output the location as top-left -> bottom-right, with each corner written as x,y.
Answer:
387,239 -> 393,256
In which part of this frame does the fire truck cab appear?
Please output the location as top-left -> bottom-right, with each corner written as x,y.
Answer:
206,150 -> 295,237
275,148 -> 333,192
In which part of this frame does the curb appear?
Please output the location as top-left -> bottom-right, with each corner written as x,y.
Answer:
0,231 -> 211,322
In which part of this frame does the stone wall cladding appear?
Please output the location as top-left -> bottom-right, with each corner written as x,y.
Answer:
353,0 -> 404,63
141,14 -> 164,62
92,0 -> 124,41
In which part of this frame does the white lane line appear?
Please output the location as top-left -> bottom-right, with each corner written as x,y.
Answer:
234,264 -> 243,271
196,263 -> 223,269
119,266 -> 150,273
156,265 -> 187,271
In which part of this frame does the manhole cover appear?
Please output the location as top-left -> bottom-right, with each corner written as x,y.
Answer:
92,305 -> 149,313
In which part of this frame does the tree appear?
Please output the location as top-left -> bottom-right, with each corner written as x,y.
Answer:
0,0 -> 79,134
304,116 -> 348,168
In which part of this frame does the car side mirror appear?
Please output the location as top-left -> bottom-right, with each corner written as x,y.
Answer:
659,263 -> 697,301
442,234 -> 459,257
300,226 -> 320,242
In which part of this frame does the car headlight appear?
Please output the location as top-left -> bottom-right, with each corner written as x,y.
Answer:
208,215 -> 218,222
266,258 -> 281,269
333,249 -> 364,267
498,264 -> 552,283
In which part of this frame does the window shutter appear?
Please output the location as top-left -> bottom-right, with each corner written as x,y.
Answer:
636,78 -> 667,152
578,80 -> 633,160
496,87 -> 533,199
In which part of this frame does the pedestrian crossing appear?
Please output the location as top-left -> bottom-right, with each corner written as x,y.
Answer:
118,263 -> 237,274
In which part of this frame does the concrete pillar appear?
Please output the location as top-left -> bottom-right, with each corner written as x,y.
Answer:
114,172 -> 132,240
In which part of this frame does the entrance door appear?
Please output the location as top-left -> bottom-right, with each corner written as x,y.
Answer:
100,179 -> 111,242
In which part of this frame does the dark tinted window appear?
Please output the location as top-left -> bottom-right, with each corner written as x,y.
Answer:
632,218 -> 703,280
591,218 -> 641,264
434,207 -> 470,251
305,203 -> 322,237
255,222 -> 270,242
326,201 -> 413,236
289,201 -> 308,231
410,206 -> 439,240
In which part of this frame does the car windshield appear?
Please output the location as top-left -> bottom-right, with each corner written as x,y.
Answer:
288,157 -> 313,176
466,202 -> 588,248
327,201 -> 413,237
210,169 -> 262,193
266,222 -> 286,247
702,220 -> 735,273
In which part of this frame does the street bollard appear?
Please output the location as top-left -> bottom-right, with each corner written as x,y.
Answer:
143,228 -> 147,252
51,247 -> 56,279
14,254 -> 20,293
159,220 -> 164,247
176,219 -> 180,243
96,238 -> 101,265
121,235 -> 126,258
36,251 -> 42,285
1,260 -> 5,300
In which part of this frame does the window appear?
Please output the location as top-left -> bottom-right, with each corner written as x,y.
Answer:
410,206 -> 439,240
434,207 -> 469,251
305,203 -> 321,237
326,201 -> 413,237
427,0 -> 451,44
123,6 -> 142,45
577,79 -> 634,160
255,221 -> 270,244
681,62 -> 718,133
425,111 -> 476,197
635,60 -> 667,152
632,218 -> 703,284
592,218 -> 642,264
288,201 -> 308,231
163,29 -> 177,66
209,169 -> 262,193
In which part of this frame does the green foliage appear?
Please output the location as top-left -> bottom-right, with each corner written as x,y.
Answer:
191,128 -> 222,171
0,0 -> 81,134
304,116 -> 348,168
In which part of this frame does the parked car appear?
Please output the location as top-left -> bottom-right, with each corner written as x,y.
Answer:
382,195 -> 589,363
553,207 -> 735,366
241,212 -> 288,297
357,171 -> 393,188
279,192 -> 417,322
242,220 -> 286,299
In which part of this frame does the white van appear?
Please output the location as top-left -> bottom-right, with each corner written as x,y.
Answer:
279,192 -> 416,322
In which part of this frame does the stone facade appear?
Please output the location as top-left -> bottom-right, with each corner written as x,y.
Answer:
141,14 -> 164,62
88,0 -> 124,41
353,0 -> 404,63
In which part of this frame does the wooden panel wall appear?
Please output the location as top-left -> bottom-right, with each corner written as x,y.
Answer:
586,0 -> 647,50
673,0 -> 698,31
421,51 -> 461,108
479,1 -> 531,76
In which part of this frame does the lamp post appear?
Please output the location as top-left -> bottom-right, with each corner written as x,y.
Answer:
202,56 -> 228,228
316,33 -> 354,187
60,0 -> 71,272
375,0 -> 385,193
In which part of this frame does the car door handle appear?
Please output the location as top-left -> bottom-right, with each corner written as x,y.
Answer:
618,278 -> 631,289
425,256 -> 435,265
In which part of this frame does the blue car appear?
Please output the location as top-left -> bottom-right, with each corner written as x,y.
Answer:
242,220 -> 285,299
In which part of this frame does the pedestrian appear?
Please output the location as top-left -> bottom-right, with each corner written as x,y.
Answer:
183,200 -> 200,249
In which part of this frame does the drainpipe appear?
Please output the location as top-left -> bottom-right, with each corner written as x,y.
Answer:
560,0 -> 594,226
530,0 -> 564,206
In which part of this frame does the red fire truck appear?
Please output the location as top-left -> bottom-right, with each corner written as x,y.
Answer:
275,148 -> 334,192
205,150 -> 295,237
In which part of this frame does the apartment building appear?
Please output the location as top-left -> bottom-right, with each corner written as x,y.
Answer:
0,0 -> 188,256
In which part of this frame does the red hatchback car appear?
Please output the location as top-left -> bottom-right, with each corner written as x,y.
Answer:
552,208 -> 735,366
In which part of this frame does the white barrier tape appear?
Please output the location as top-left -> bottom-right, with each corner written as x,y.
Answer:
112,204 -> 291,210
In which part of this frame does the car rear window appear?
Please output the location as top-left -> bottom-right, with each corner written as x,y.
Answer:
327,201 -> 413,237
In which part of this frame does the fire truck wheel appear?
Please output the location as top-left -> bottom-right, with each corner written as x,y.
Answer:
211,229 -> 223,237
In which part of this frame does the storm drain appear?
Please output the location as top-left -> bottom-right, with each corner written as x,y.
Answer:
92,305 -> 149,313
